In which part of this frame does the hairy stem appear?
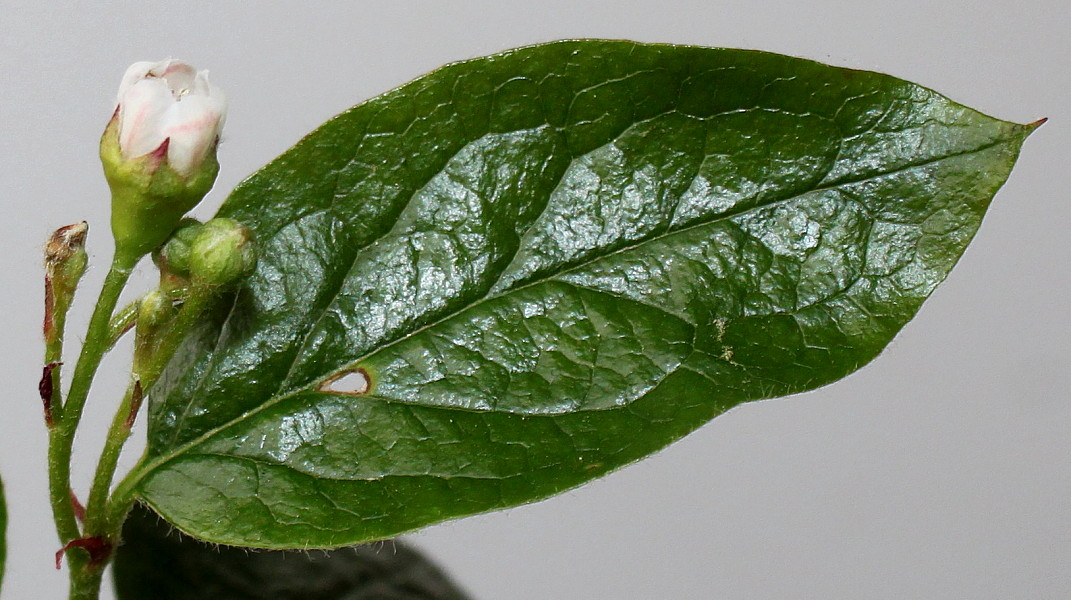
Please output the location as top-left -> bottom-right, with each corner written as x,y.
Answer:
43,290 -> 70,425
82,381 -> 140,537
105,299 -> 139,349
88,290 -> 213,537
67,563 -> 104,600
49,257 -> 134,598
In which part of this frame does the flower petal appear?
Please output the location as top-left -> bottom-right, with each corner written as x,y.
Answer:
160,94 -> 223,175
112,58 -> 226,175
154,60 -> 197,96
194,71 -> 227,129
118,78 -> 174,159
116,61 -> 156,102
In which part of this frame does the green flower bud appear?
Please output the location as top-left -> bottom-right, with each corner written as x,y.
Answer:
137,289 -> 174,331
102,60 -> 226,265
134,288 -> 177,374
152,218 -> 203,278
188,218 -> 257,287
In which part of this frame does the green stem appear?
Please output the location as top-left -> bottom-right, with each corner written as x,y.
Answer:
141,291 -> 211,385
59,257 -> 135,436
46,425 -> 82,553
87,290 -> 213,536
44,293 -> 70,424
43,277 -> 75,547
104,466 -> 143,534
67,563 -> 103,600
105,299 -> 139,349
48,256 -> 134,598
82,381 -> 139,537
107,283 -> 191,356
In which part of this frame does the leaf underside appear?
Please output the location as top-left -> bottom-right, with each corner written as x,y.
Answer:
113,504 -> 470,600
131,40 -> 1034,548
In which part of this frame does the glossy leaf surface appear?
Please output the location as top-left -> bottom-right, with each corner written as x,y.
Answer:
113,504 -> 470,600
128,40 -> 1036,548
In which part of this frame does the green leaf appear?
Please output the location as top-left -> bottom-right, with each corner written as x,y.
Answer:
128,40 -> 1037,548
113,504 -> 470,600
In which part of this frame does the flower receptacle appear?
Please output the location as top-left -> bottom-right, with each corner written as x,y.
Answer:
102,116 -> 219,265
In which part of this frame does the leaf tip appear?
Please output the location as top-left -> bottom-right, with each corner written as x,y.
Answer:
1025,117 -> 1048,132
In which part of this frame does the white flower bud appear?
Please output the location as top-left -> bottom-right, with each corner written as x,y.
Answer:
115,60 -> 226,177
102,59 -> 227,263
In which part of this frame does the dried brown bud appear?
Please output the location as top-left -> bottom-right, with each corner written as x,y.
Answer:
44,221 -> 89,270
44,222 -> 89,344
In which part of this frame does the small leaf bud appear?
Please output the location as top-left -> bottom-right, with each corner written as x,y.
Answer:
44,222 -> 89,344
133,289 -> 177,373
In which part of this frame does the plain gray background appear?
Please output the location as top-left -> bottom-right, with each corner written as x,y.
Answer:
1,1 -> 1068,598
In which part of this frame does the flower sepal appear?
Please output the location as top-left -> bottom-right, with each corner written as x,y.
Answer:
102,114 -> 219,265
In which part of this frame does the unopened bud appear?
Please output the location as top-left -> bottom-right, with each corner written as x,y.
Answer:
45,222 -> 89,290
102,60 -> 226,264
152,218 -> 202,279
188,218 -> 257,287
133,289 -> 176,373
44,222 -> 89,344
137,289 -> 174,331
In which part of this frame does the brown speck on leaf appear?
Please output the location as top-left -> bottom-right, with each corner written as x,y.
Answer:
317,367 -> 372,395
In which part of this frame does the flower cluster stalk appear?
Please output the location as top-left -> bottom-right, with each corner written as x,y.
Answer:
84,290 -> 213,539
44,58 -> 230,600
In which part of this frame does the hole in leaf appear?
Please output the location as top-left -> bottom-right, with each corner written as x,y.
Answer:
317,368 -> 372,395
